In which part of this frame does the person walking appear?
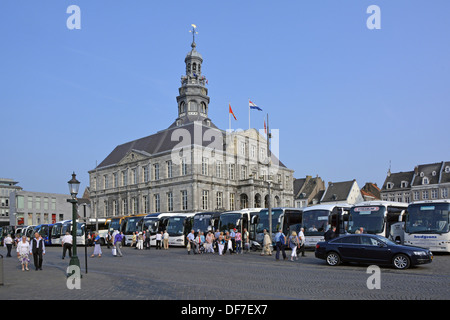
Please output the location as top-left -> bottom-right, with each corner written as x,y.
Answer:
274,229 -> 287,261
155,231 -> 163,250
235,229 -> 242,254
288,231 -> 300,261
144,230 -> 151,250
186,229 -> 195,255
163,230 -> 169,250
61,231 -> 73,259
298,227 -> 306,257
243,228 -> 250,253
114,231 -> 124,257
91,232 -> 102,257
16,235 -> 30,271
261,229 -> 272,256
4,234 -> 13,257
30,232 -> 45,270
217,232 -> 225,256
137,232 -> 144,250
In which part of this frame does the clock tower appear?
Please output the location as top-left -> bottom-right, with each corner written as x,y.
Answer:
175,25 -> 211,127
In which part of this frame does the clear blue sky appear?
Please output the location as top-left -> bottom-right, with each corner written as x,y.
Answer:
1,0 -> 449,195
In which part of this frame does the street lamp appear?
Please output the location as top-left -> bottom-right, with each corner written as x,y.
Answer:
67,172 -> 81,273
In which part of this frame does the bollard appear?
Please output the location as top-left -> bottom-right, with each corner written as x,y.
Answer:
0,254 -> 3,286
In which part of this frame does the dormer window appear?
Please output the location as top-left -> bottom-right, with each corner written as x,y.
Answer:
387,182 -> 394,189
422,177 -> 429,185
445,166 -> 450,173
420,172 -> 424,177
401,181 -> 408,188
432,171 -> 436,176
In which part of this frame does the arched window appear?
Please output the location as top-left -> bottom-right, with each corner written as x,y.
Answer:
180,101 -> 186,114
193,63 -> 197,71
201,102 -> 207,114
189,101 -> 197,112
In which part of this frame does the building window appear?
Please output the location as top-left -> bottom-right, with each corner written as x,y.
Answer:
122,198 -> 128,215
241,165 -> 247,180
216,161 -> 222,178
422,190 -> 429,200
154,194 -> 160,212
202,190 -> 209,210
167,192 -> 173,212
431,189 -> 438,199
202,157 -> 209,175
122,170 -> 128,186
413,191 -> 420,201
422,177 -> 429,185
51,198 -> 56,210
167,160 -> 173,178
181,157 -> 188,176
35,197 -> 40,210
113,172 -> 118,187
143,166 -> 149,182
441,188 -> 448,198
401,181 -> 408,188
228,164 -> 235,180
132,168 -> 137,185
153,163 -> 160,181
143,196 -> 148,214
104,175 -> 109,189
251,145 -> 256,159
229,193 -> 235,210
113,200 -> 118,216
28,197 -> 33,210
387,182 -> 394,190
104,200 -> 109,217
181,190 -> 188,211
216,192 -> 223,209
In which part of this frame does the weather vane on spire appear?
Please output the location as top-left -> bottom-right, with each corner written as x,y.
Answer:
189,24 -> 198,47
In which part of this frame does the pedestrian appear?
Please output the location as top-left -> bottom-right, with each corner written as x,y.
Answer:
186,229 -> 195,255
224,231 -> 232,255
4,234 -> 13,257
144,230 -> 151,250
298,227 -> 306,257
106,231 -> 112,249
61,231 -> 73,259
205,231 -> 214,253
156,231 -> 162,250
131,232 -> 137,248
91,232 -> 102,257
137,232 -> 144,250
217,232 -> 225,256
288,231 -> 300,261
114,231 -> 124,257
324,226 -> 337,241
163,230 -> 169,250
16,235 -> 30,271
235,229 -> 242,254
274,229 -> 287,261
29,232 -> 45,270
243,228 -> 250,253
230,228 -> 236,253
261,229 -> 272,256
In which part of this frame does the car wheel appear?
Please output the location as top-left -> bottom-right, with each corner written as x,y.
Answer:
326,251 -> 341,266
393,254 -> 410,270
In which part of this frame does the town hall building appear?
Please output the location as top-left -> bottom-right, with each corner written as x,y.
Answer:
88,33 -> 294,218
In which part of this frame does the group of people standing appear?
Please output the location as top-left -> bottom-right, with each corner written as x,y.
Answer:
186,228 -> 250,255
3,233 -> 46,271
261,228 -> 307,262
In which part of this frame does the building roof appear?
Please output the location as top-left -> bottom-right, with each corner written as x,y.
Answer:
94,121 -> 287,171
381,171 -> 414,191
412,162 -> 443,186
441,161 -> 450,184
321,180 -> 356,203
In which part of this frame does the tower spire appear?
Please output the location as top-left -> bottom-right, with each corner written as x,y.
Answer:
189,24 -> 198,48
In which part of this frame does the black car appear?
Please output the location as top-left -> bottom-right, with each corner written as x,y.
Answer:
315,234 -> 433,270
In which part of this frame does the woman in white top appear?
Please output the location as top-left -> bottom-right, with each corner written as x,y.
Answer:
16,236 -> 30,271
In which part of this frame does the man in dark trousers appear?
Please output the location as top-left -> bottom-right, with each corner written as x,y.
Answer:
324,226 -> 337,241
30,232 -> 45,270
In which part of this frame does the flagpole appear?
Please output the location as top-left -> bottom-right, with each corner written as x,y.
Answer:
229,102 -> 231,131
248,99 -> 251,130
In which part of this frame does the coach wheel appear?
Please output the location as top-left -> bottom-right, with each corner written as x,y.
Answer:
393,254 -> 410,270
326,252 -> 341,266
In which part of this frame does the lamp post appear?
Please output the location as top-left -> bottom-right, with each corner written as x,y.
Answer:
67,172 -> 81,272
